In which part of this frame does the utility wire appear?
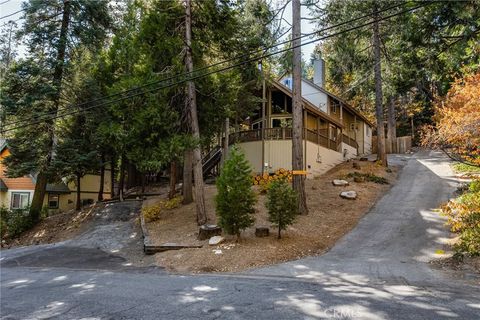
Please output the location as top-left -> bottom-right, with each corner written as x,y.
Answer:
1,2 -> 432,133
0,8 -> 24,20
2,1 -> 417,130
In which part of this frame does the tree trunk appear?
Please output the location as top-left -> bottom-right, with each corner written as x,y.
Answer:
29,0 -> 71,219
141,172 -> 146,194
76,174 -> 81,210
411,116 -> 415,140
110,156 -> 115,198
387,96 -> 397,153
183,150 -> 193,204
168,161 -> 177,199
119,155 -> 126,202
185,0 -> 207,225
292,0 -> 308,215
221,117 -> 229,170
30,172 -> 48,222
98,153 -> 105,201
373,5 -> 387,166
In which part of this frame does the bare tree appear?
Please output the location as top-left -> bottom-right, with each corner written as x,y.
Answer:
292,0 -> 308,214
185,0 -> 207,225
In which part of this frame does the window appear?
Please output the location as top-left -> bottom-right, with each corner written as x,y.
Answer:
272,119 -> 282,128
11,192 -> 30,210
48,194 -> 59,209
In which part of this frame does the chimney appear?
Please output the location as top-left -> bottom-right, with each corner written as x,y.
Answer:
313,58 -> 325,88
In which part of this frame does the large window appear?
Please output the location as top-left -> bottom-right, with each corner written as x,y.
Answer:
11,192 -> 30,210
48,194 -> 59,209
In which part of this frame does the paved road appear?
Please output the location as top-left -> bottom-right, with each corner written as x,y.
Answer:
1,150 -> 479,319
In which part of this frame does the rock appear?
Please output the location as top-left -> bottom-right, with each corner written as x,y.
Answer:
209,236 -> 225,246
311,185 -> 318,190
386,168 -> 393,173
340,191 -> 357,200
255,227 -> 270,237
353,162 -> 361,170
359,157 -> 369,161
198,224 -> 222,240
212,249 -> 223,255
332,179 -> 349,186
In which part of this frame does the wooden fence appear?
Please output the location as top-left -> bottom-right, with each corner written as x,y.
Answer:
372,136 -> 412,154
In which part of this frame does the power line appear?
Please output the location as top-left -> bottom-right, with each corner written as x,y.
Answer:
0,8 -> 24,20
1,2 -> 432,133
2,1 -> 417,130
0,0 -> 12,6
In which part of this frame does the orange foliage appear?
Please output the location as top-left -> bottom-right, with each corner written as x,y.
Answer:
422,72 -> 480,165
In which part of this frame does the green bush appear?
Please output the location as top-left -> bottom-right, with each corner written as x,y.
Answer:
215,146 -> 256,239
442,186 -> 480,257
5,209 -> 34,238
469,179 -> 480,193
345,172 -> 389,184
266,178 -> 298,239
0,218 -> 7,239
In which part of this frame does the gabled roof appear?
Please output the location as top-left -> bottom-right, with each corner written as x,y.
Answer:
0,138 -> 7,153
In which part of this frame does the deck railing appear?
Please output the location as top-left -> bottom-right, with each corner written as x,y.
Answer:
229,127 -> 342,152
342,134 -> 358,149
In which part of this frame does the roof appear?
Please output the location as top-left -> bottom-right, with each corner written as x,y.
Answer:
301,78 -> 374,127
271,80 -> 345,128
0,178 -> 8,192
46,183 -> 71,194
0,138 -> 7,153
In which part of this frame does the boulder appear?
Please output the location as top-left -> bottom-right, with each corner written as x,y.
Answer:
332,179 -> 349,186
198,224 -> 222,240
209,236 -> 225,246
255,227 -> 270,237
340,191 -> 357,200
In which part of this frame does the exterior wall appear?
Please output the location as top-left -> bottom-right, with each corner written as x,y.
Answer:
239,139 -> 351,179
356,121 -> 365,155
1,189 -> 34,210
237,141 -> 263,173
340,142 -> 358,160
237,140 -> 292,174
0,191 -> 7,208
301,81 -> 328,113
305,141 -> 344,178
364,125 -> 372,154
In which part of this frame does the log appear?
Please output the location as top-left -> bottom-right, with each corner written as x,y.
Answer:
255,227 -> 270,237
198,224 -> 222,240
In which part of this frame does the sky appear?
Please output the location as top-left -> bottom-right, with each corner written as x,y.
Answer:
0,0 -> 318,61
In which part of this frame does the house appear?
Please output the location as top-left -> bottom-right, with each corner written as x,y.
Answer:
0,139 -> 111,213
232,58 -> 373,178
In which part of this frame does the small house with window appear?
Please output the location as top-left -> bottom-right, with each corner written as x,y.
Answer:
0,139 -> 111,213
231,58 -> 373,178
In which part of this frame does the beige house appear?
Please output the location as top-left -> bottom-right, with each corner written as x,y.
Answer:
0,139 -> 111,213
232,60 -> 373,178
